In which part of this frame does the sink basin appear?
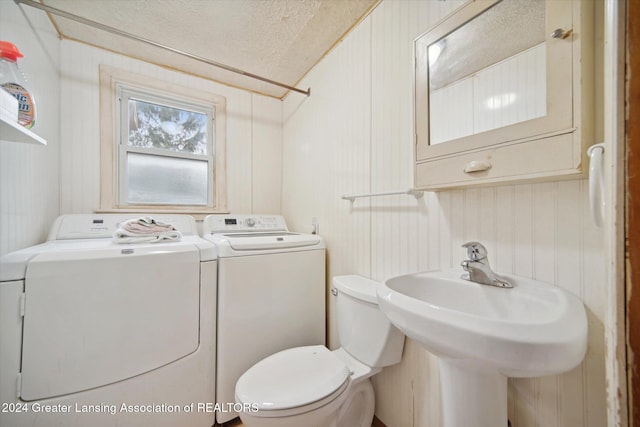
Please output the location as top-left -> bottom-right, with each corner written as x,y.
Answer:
378,269 -> 587,377
377,269 -> 588,427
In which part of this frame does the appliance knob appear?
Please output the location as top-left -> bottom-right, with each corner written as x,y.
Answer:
246,218 -> 256,227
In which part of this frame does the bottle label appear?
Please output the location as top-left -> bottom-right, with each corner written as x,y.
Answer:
2,82 -> 35,129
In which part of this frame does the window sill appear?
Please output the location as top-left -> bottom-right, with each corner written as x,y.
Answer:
95,207 -> 230,221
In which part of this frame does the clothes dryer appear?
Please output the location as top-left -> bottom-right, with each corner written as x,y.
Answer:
0,214 -> 216,427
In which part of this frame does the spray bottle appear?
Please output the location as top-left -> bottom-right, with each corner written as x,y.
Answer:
0,41 -> 36,129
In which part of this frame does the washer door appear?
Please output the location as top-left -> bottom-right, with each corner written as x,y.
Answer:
20,245 -> 200,401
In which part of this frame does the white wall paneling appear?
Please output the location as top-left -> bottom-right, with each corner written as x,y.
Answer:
282,0 -> 607,426
59,41 -> 282,216
282,13 -> 373,346
1,0 -> 611,425
251,95 -> 282,214
0,1 -> 60,256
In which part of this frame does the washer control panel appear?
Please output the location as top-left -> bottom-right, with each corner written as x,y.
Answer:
204,215 -> 288,234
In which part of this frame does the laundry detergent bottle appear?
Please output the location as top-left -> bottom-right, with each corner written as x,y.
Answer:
0,41 -> 36,128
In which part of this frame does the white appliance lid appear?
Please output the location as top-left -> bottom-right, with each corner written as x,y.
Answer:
220,232 -> 322,251
235,345 -> 349,411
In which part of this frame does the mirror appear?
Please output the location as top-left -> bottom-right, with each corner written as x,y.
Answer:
415,0 -> 556,148
413,0 -> 592,190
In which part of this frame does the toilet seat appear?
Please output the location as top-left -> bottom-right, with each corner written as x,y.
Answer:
235,345 -> 351,417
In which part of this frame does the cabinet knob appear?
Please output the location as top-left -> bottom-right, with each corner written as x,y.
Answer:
551,28 -> 573,39
463,160 -> 492,174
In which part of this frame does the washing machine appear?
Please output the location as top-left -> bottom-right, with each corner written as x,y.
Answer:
0,214 -> 217,427
202,214 -> 326,424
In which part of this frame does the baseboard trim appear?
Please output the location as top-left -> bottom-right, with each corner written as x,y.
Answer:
372,415 -> 387,427
219,414 -> 387,426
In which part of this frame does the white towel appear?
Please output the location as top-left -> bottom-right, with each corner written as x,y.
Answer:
113,217 -> 183,244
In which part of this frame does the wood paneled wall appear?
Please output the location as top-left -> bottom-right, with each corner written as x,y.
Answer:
626,0 -> 640,424
0,1 -> 61,256
59,41 -> 282,217
282,1 -> 607,426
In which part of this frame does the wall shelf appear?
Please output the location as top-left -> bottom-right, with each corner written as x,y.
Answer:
0,116 -> 46,145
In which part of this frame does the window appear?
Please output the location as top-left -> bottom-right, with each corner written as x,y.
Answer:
119,88 -> 213,206
100,66 -> 227,215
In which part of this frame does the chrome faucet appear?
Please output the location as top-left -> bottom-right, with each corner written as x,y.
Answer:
460,242 -> 512,288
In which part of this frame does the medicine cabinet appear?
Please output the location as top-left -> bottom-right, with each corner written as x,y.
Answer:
414,0 -> 594,189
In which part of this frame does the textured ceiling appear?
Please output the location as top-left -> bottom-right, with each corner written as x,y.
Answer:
41,0 -> 379,98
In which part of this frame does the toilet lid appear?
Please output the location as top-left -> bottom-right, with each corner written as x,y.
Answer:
235,345 -> 350,411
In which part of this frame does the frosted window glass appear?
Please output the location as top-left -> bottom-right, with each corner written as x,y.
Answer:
126,153 -> 208,205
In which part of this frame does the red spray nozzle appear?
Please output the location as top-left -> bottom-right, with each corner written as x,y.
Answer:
0,41 -> 24,62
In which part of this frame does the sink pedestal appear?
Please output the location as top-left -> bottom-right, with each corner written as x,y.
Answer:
379,270 -> 588,427
439,359 -> 507,427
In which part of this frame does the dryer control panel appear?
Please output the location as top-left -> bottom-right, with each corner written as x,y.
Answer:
203,215 -> 288,234
47,214 -> 198,240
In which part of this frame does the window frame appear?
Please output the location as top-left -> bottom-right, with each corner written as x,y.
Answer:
99,65 -> 227,217
117,86 -> 215,207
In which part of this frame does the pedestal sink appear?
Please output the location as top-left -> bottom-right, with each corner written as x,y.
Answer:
377,269 -> 587,427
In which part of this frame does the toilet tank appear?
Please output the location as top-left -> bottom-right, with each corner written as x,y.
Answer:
333,275 -> 404,368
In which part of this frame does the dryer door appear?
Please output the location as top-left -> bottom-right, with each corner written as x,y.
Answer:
20,245 -> 200,400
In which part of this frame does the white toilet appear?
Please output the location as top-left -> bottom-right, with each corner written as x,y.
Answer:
235,275 -> 405,427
